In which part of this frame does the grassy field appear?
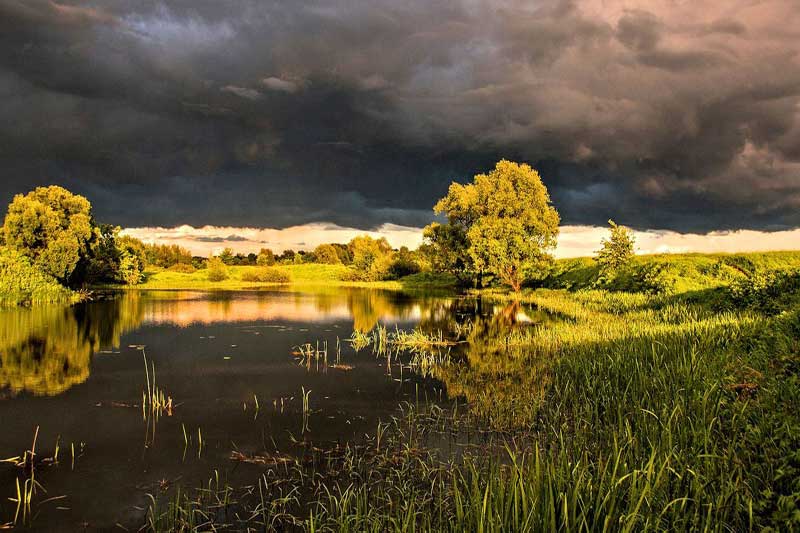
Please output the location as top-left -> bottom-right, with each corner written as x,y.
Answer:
142,267 -> 800,531
110,264 -> 457,291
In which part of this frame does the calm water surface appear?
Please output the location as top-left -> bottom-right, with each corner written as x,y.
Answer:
0,288 -> 550,530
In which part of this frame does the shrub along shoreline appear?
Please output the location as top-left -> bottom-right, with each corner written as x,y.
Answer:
95,263 -> 458,291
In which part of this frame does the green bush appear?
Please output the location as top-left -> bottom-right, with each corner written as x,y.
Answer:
240,267 -> 291,283
206,257 -> 229,282
167,263 -> 196,274
0,247 -> 75,306
727,269 -> 800,314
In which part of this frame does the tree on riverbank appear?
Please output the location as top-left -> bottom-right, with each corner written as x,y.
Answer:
2,186 -> 94,284
425,160 -> 560,291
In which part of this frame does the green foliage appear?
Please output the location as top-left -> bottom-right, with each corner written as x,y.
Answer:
117,249 -> 144,285
218,248 -> 234,266
313,243 -> 342,264
278,249 -> 296,263
542,251 -> 800,296
347,235 -> 394,280
240,267 -> 291,283
256,248 -> 275,266
2,185 -> 94,284
141,242 -> 193,269
426,160 -> 560,290
0,247 -> 75,306
421,222 -> 472,281
728,269 -> 800,314
206,256 -> 229,282
167,263 -> 196,274
386,246 -> 421,279
596,219 -> 635,272
83,224 -> 123,284
331,242 -> 353,265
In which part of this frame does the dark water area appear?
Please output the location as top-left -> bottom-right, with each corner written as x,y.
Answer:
0,288 -> 551,531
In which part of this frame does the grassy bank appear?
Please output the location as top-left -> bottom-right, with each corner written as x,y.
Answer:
140,280 -> 800,531
106,264 -> 457,291
98,251 -> 800,297
540,250 -> 800,294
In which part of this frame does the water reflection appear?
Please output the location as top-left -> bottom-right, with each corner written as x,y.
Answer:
0,289 -> 451,397
415,299 -> 560,429
0,295 -> 145,396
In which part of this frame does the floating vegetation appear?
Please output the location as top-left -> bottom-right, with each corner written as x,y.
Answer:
229,450 -> 294,466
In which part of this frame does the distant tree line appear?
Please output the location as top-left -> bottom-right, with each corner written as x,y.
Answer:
1,162 -> 638,295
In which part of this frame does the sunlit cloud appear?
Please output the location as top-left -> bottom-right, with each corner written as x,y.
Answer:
122,223 -> 800,259
121,223 -> 425,257
557,226 -> 800,258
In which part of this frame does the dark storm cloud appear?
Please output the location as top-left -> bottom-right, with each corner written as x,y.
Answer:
0,0 -> 799,232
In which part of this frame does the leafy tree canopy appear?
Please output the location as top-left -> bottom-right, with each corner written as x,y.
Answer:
596,219 -> 635,272
314,243 -> 342,264
426,160 -> 559,290
257,248 -> 276,266
2,185 -> 94,284
349,235 -> 392,272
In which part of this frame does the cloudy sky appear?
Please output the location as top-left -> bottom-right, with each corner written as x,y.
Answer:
1,0 -> 799,254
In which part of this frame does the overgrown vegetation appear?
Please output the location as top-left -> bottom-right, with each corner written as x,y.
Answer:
240,266 -> 291,283
541,250 -> 800,295
0,248 -> 76,306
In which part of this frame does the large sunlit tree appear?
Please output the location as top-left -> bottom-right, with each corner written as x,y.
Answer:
425,160 -> 560,291
1,185 -> 94,284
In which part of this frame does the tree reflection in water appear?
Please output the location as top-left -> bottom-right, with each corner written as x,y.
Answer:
0,293 -> 145,396
416,298 -> 559,429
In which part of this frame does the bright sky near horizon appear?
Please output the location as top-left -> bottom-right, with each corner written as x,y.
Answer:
121,224 -> 800,259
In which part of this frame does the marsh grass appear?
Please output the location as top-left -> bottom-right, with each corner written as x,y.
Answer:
140,348 -> 173,418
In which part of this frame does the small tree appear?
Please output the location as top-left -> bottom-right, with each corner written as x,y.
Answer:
207,256 -> 229,281
278,249 -> 296,263
118,249 -> 144,285
349,235 -> 392,278
314,243 -> 342,264
421,222 -> 472,281
596,220 -> 635,272
218,247 -> 235,265
387,246 -> 421,278
256,248 -> 275,266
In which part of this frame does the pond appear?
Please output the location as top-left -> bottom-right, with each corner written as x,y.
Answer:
0,288 -> 553,530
